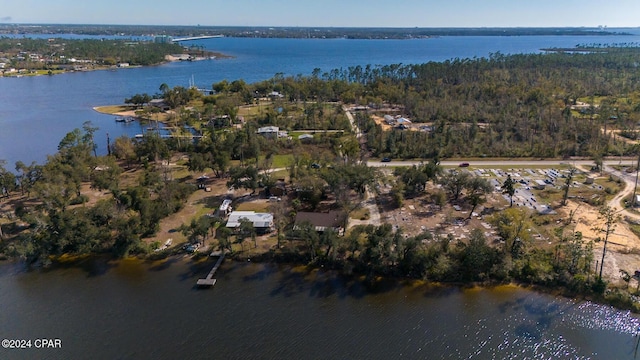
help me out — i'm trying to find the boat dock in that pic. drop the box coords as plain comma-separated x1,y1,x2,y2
196,252,225,287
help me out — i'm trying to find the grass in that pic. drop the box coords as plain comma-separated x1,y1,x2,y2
235,201,270,212
270,154,293,169
238,104,264,118
270,170,289,180
350,208,370,220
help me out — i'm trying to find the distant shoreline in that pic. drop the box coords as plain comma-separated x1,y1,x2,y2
0,24,631,40
1,51,232,79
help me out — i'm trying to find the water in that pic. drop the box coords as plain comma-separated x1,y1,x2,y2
0,259,638,359
2,33,640,167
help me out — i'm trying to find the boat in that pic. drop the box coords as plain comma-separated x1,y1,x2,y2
115,116,125,122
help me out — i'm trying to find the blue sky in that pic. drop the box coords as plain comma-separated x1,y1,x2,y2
2,0,639,27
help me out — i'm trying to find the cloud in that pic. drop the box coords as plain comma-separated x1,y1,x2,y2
0,16,12,22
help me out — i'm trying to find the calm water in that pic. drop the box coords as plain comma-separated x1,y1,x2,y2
1,259,639,360
3,34,640,359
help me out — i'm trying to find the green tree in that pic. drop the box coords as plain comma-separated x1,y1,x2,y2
501,174,516,207
0,160,17,198
465,176,492,218
439,170,470,200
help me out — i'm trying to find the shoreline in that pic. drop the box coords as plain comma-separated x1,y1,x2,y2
1,50,233,79
1,252,629,312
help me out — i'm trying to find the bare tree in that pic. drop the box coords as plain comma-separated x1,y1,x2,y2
592,206,620,280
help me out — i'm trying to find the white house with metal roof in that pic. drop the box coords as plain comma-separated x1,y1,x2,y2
226,211,274,233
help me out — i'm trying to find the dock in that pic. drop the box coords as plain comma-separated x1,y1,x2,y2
196,252,225,287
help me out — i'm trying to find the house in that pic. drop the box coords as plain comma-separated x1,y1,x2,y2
149,98,170,111
294,211,346,235
268,91,284,99
226,211,274,234
257,126,280,139
384,115,395,125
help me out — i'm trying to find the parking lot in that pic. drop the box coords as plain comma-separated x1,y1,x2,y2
468,167,597,214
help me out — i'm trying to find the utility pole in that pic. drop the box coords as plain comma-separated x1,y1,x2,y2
632,152,640,208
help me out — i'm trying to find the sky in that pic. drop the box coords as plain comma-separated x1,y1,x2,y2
2,0,639,28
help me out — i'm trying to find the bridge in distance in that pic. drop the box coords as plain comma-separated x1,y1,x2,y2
172,35,224,42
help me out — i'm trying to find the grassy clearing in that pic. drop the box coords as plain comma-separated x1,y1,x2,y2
238,104,264,118
270,154,293,169
235,201,270,212
270,169,289,180
350,207,370,220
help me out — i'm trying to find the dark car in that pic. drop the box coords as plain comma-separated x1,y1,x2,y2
381,157,391,162
459,162,470,167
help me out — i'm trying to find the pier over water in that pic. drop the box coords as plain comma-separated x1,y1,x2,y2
196,252,225,287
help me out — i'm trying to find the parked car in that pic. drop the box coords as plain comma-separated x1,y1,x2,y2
381,157,391,162
459,162,470,167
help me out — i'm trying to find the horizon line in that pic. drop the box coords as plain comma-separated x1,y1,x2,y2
1,23,639,29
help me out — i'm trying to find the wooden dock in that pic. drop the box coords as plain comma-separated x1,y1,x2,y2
196,252,225,287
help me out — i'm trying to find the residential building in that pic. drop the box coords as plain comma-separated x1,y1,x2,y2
257,126,280,139
226,211,274,234
294,211,346,235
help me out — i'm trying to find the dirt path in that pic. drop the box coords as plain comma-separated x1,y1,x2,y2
603,165,640,222
347,188,381,229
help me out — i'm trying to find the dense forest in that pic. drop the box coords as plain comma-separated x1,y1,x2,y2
222,47,640,159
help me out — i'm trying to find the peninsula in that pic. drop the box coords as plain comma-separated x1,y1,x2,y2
0,36,229,77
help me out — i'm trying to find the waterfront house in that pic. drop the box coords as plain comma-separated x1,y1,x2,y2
149,99,170,111
294,210,346,235
226,211,274,234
